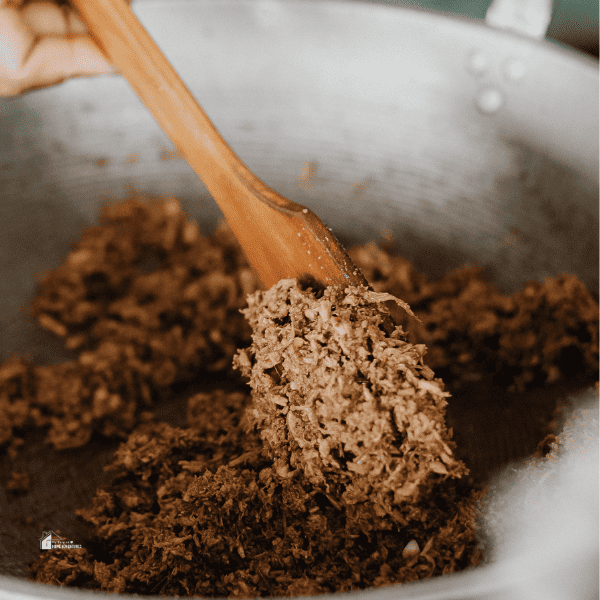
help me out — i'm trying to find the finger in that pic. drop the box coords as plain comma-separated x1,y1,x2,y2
15,35,115,94
21,1,85,36
0,0,26,9
65,4,86,34
0,5,34,91
1,0,72,11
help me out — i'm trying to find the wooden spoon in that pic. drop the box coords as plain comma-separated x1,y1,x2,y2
70,0,369,291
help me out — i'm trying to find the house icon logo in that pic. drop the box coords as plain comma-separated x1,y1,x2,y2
40,531,63,550
39,530,82,550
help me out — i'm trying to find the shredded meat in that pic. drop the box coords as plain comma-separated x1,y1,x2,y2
234,279,467,520
0,195,592,596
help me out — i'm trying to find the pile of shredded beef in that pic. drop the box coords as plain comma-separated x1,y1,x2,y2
0,196,594,596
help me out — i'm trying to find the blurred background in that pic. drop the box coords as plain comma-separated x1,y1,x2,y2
129,0,599,59
352,0,599,57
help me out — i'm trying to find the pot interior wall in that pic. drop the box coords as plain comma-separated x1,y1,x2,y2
1,0,598,360
0,0,597,598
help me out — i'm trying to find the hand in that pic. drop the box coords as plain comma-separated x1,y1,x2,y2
1,0,115,96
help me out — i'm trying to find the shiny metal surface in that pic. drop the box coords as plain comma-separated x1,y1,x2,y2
0,0,598,598
1,0,598,361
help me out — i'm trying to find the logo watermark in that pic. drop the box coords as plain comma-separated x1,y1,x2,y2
39,530,82,550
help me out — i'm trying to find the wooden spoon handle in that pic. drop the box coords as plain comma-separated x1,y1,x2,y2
71,0,367,290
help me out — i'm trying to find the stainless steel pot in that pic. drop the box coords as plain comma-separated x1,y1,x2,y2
0,0,597,598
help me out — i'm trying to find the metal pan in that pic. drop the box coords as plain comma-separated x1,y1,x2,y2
0,0,597,598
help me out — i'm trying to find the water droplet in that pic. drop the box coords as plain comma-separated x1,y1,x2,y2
297,233,301,237
467,50,488,77
476,87,504,114
504,59,525,82
302,208,308,213
307,251,311,255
